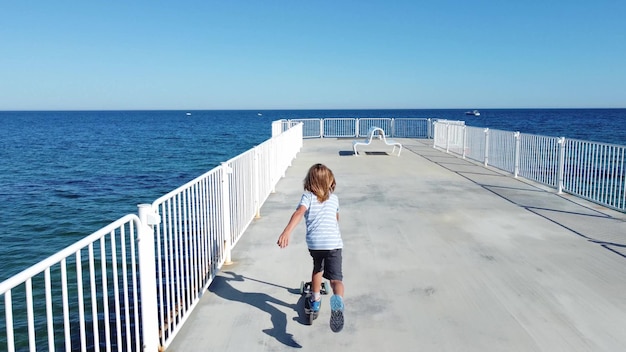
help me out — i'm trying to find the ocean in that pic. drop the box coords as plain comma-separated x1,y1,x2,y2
1,109,626,282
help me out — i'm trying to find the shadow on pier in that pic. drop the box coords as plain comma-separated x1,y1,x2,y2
208,271,305,348
410,143,626,258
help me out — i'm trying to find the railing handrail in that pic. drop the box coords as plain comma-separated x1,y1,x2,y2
0,213,140,294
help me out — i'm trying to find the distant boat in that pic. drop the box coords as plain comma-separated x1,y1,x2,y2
186,112,192,116
257,113,262,116
465,110,480,116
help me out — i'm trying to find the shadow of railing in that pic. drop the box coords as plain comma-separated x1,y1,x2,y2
407,143,626,258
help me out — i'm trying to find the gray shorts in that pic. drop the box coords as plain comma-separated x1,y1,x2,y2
309,249,343,281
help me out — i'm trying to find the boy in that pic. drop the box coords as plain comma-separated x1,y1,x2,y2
277,163,345,332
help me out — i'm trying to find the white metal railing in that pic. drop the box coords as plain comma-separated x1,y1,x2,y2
323,118,355,138
0,122,303,352
432,120,466,155
287,119,321,138
357,118,393,137
394,118,432,138
518,134,561,187
0,215,145,352
434,121,626,212
563,139,626,210
465,126,486,162
488,129,517,174
282,118,432,139
146,122,302,350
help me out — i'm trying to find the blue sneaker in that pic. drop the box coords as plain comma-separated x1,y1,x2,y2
310,298,321,312
330,295,344,332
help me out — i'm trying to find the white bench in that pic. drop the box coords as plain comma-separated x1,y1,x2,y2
352,126,402,156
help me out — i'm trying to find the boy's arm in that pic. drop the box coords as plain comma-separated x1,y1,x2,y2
277,205,307,248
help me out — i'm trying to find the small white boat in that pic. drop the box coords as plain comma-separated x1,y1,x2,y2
257,113,262,116
465,110,480,116
186,112,192,116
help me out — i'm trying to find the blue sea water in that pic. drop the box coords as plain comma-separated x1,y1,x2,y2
1,108,626,282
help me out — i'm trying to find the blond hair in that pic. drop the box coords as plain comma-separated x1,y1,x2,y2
303,163,336,202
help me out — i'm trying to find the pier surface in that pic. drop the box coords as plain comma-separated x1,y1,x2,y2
168,138,626,352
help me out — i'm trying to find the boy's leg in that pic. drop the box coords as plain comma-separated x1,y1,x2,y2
324,249,344,296
309,250,326,313
311,271,323,297
330,280,344,297
324,249,344,332
309,250,325,298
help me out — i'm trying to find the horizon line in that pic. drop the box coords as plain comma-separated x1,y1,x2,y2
2,107,626,112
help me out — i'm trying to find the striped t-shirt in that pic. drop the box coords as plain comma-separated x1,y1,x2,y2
299,191,343,250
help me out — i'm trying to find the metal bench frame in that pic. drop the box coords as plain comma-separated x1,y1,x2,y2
352,126,402,156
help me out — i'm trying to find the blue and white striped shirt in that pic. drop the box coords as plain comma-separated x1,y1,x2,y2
299,192,343,250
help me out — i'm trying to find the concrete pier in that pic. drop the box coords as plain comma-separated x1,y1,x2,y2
168,138,626,351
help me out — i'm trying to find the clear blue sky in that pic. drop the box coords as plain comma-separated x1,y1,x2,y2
1,1,625,110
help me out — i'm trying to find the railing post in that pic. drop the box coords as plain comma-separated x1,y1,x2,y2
270,138,277,194
355,118,360,137
319,119,324,138
484,128,490,166
445,123,450,153
430,121,434,147
221,162,233,265
391,118,395,138
253,146,261,219
557,137,566,194
427,118,432,139
137,204,161,352
514,132,521,178
462,126,467,159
